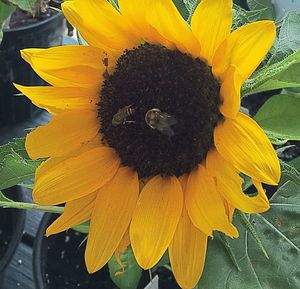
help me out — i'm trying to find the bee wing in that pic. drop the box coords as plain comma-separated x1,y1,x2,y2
157,113,177,136
157,126,176,137
165,115,178,126
158,112,177,126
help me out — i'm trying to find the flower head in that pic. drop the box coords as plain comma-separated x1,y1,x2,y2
15,0,280,288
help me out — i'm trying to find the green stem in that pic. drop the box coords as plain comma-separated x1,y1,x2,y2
0,201,63,214
218,232,242,272
236,211,269,259
49,6,62,13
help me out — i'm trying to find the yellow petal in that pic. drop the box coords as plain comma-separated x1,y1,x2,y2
21,45,109,87
191,0,232,64
223,199,235,223
169,206,208,289
253,179,269,205
186,165,238,238
116,229,131,255
130,175,183,269
73,135,105,157
46,192,97,236
219,65,243,119
33,147,120,205
85,167,139,273
206,149,270,213
114,230,131,276
213,21,276,81
62,0,140,53
26,110,99,159
214,112,280,185
118,0,169,46
146,0,201,57
14,84,98,115
33,134,103,175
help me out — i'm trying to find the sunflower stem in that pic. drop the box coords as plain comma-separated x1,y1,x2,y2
162,265,172,271
76,30,85,45
49,6,61,13
0,200,63,214
218,232,242,272
236,211,269,259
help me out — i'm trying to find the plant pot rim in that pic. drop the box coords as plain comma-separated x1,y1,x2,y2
3,12,63,34
33,214,115,289
0,187,26,273
33,212,53,289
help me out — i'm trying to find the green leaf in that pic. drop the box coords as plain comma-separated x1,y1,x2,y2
233,0,274,29
172,0,189,21
0,153,42,190
280,160,300,187
265,181,300,249
241,174,252,190
217,232,242,272
0,1,15,44
197,181,300,289
183,0,200,22
265,132,288,145
242,12,300,95
8,0,37,12
0,138,29,159
108,0,119,10
236,211,269,259
254,94,300,141
0,138,43,190
290,156,300,171
242,49,300,95
268,11,300,65
108,246,142,289
247,0,275,20
247,63,300,94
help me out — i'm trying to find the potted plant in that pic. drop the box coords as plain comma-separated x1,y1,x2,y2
33,213,182,289
0,187,25,284
0,0,65,124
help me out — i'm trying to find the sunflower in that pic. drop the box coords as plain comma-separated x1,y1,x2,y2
15,0,280,288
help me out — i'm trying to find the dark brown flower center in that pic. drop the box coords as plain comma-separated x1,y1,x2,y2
98,43,222,178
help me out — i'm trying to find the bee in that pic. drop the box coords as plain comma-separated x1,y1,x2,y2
112,105,136,126
102,53,110,80
145,108,177,137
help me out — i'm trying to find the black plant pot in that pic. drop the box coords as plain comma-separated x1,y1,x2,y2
34,213,180,289
0,12,65,125
33,213,120,289
0,187,26,279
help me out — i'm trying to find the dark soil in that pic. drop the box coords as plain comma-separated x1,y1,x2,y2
44,228,180,289
9,1,61,29
9,9,54,29
0,209,13,259
0,189,22,261
44,230,118,289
